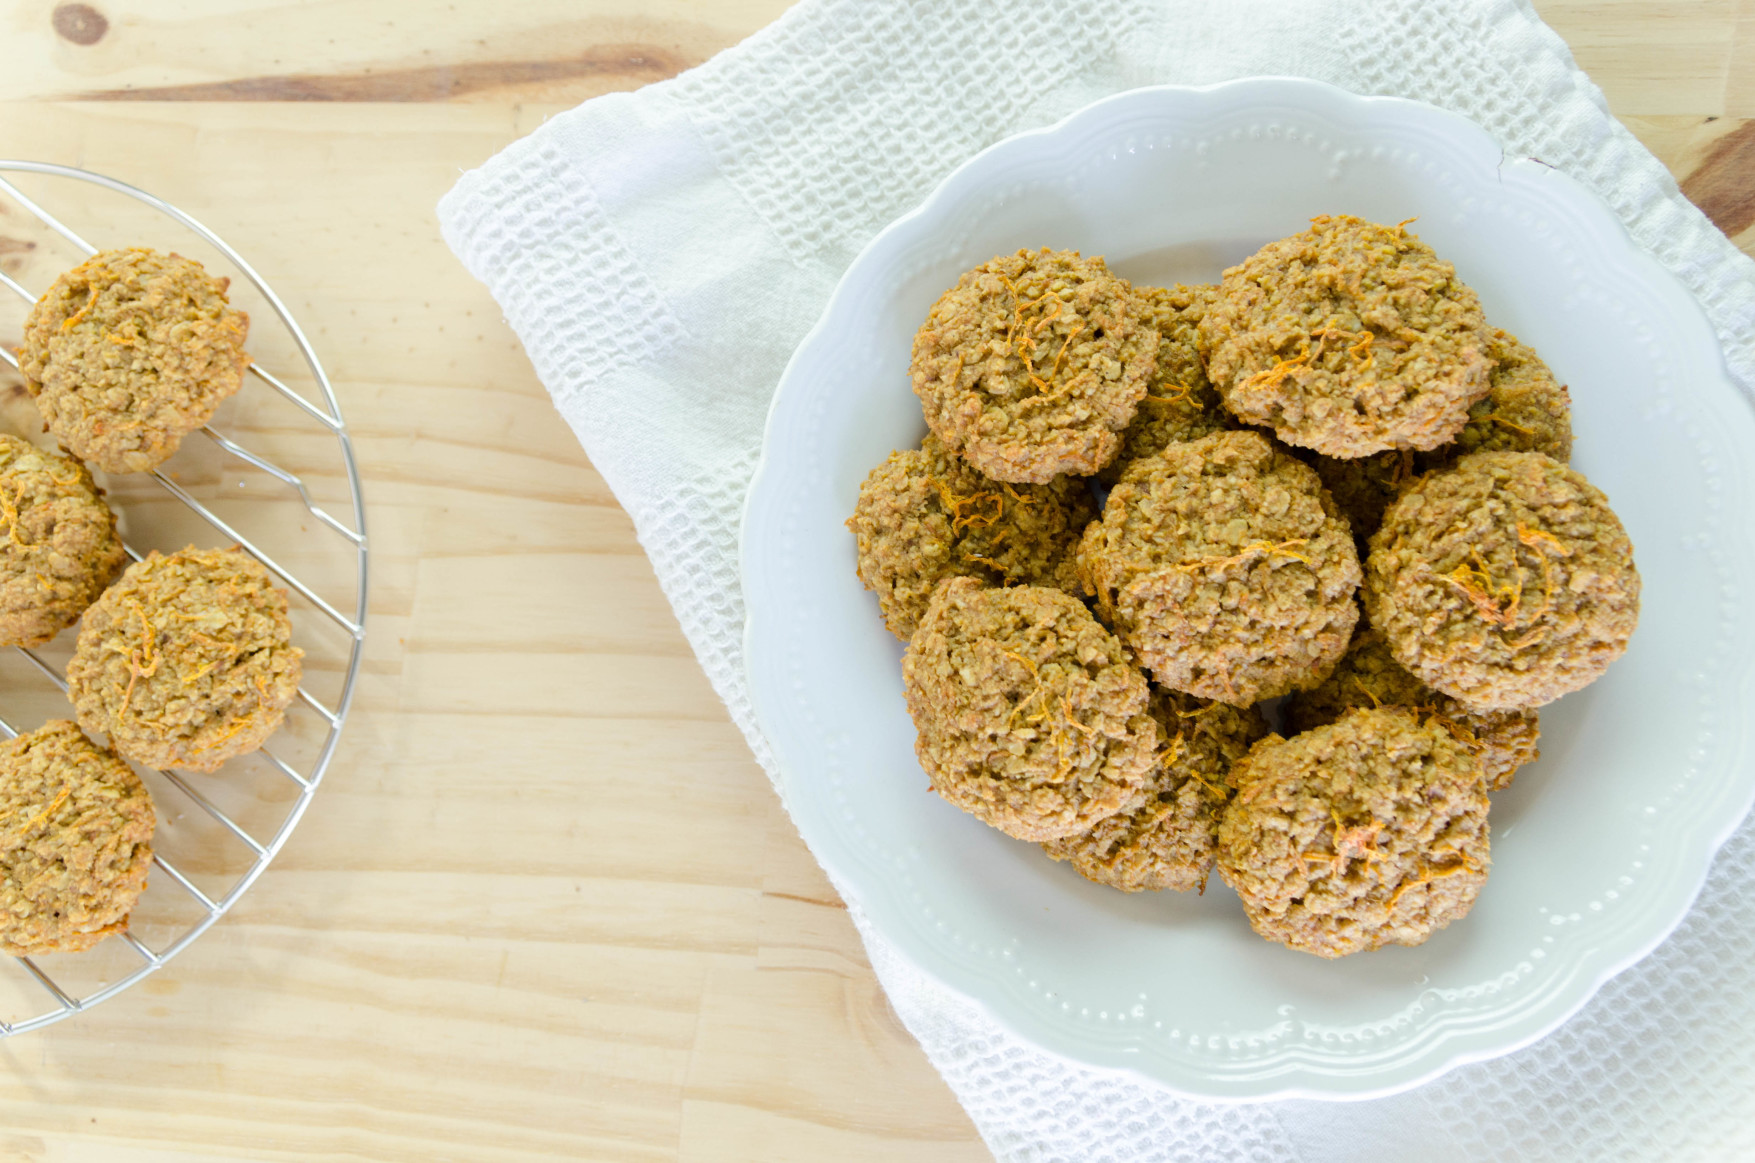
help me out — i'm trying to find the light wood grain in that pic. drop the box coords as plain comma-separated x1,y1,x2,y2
0,2,1748,1160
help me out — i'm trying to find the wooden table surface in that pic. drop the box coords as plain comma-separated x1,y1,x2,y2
0,2,1750,1159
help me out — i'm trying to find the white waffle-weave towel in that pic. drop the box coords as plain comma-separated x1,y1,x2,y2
438,1,1755,1158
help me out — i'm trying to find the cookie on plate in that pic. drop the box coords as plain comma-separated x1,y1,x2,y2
1421,328,1572,468
1043,688,1267,892
910,248,1158,483
1097,283,1229,485
67,546,303,772
848,434,1096,640
1216,706,1491,958
1363,451,1639,711
1077,430,1360,706
18,248,250,474
1309,327,1576,548
1199,215,1492,458
1284,627,1538,791
0,720,154,956
902,578,1157,842
0,434,127,646
1308,446,1417,553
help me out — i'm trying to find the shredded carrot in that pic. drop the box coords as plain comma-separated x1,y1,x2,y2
1445,549,1522,627
1390,859,1478,909
12,783,71,837
1490,414,1536,439
1241,341,1312,392
1174,539,1313,574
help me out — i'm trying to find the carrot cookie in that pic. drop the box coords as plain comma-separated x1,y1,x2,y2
902,578,1157,842
1199,216,1492,458
1097,283,1229,485
1216,707,1491,958
910,248,1158,483
849,434,1096,640
1043,689,1267,892
18,248,250,474
67,547,302,772
0,434,127,646
1363,451,1639,711
1077,430,1360,706
1308,328,1574,547
1421,329,1572,467
1308,447,1415,552
1285,627,1538,791
0,720,154,956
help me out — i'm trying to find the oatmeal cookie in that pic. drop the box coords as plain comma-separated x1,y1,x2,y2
1308,329,1574,547
18,248,250,474
1,720,154,956
1216,706,1491,958
1308,447,1416,552
1097,284,1229,485
849,434,1096,640
1199,216,1492,458
1076,430,1360,706
910,248,1158,483
1422,329,1572,467
67,547,302,772
1285,627,1538,791
0,434,127,646
902,578,1157,842
1043,688,1268,892
1364,451,1639,711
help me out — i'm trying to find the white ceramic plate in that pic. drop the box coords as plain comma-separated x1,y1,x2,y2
741,78,1755,1101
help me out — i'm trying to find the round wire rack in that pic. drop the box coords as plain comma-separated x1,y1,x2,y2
0,160,367,1034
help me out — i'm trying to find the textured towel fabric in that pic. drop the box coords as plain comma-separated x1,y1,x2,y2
438,1,1755,1158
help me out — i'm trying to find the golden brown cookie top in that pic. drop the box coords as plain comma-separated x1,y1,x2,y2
0,434,127,647
902,578,1158,842
1077,429,1360,705
909,248,1158,483
0,719,154,957
1364,451,1639,711
1217,706,1490,958
67,546,302,773
1199,216,1492,458
19,247,250,474
848,434,1095,640
1043,688,1267,893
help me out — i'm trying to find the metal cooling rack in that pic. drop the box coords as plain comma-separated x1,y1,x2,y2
0,160,367,1034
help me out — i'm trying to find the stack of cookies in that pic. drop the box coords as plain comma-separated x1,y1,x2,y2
850,217,1640,959
1,248,304,958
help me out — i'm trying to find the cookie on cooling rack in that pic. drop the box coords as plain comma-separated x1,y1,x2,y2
18,247,250,474
0,720,155,957
67,546,302,773
0,434,127,647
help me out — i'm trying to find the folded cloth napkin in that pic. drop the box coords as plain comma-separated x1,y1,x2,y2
439,0,1755,1157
